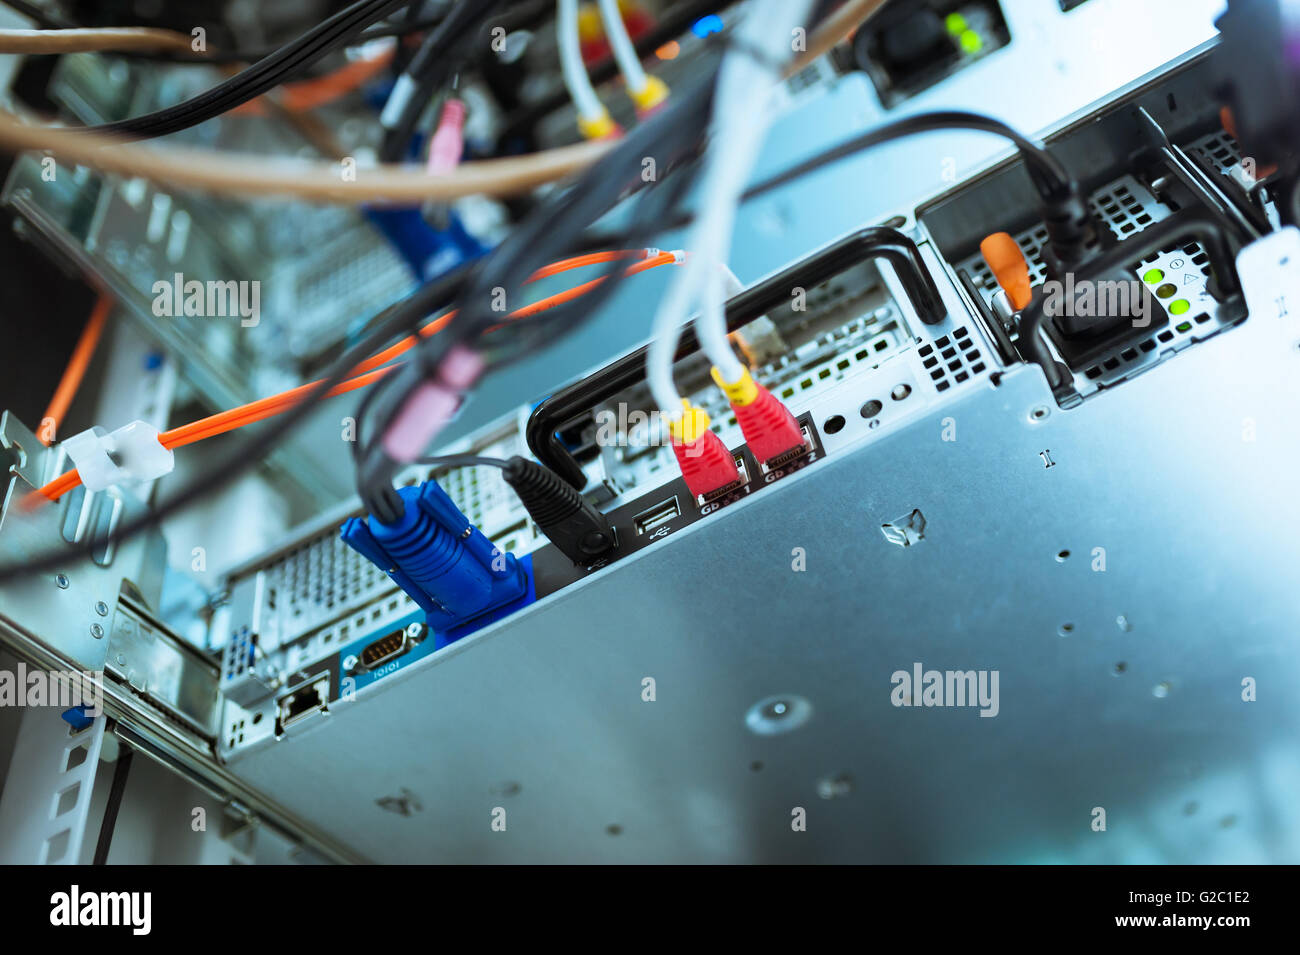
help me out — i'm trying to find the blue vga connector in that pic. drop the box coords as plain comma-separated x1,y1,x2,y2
341,480,533,647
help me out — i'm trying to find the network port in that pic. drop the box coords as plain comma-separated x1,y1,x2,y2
760,426,814,472
698,457,749,505
275,673,330,735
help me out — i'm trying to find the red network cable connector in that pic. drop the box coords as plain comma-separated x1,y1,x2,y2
668,402,740,500
711,368,807,467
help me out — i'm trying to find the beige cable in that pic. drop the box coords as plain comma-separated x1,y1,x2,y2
0,27,199,55
0,1,880,204
784,0,889,77
0,110,614,202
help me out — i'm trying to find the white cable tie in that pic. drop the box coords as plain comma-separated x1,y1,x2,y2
63,421,174,492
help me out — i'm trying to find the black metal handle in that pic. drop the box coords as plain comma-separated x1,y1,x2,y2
526,227,948,487
1019,209,1242,391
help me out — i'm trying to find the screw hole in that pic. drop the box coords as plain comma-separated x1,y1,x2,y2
605,824,623,836
1056,549,1070,562
859,399,882,419
1058,622,1074,636
1114,661,1127,675
890,384,911,401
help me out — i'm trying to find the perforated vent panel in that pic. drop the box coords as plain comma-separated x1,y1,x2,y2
280,590,420,675
1079,241,1223,384
271,525,392,641
961,175,1170,293
268,209,415,362
1187,129,1243,177
918,326,986,393
435,464,517,532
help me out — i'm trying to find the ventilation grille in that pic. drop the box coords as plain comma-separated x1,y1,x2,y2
918,326,986,393
961,175,1170,294
1080,311,1215,382
289,242,412,349
271,525,392,640
1187,129,1243,177
950,171,1241,394
436,463,518,531
741,305,905,427
280,591,419,675
270,210,415,362
1080,240,1221,385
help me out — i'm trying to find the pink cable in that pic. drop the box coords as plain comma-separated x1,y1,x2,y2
382,345,484,462
426,98,468,176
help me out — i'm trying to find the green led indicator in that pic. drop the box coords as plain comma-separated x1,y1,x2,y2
1170,299,1191,315
945,13,968,34
959,29,983,53
1176,321,1192,332
1142,268,1164,284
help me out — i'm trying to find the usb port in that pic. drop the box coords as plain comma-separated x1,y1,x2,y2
634,495,681,535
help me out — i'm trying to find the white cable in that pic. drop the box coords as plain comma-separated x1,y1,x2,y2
699,261,747,383
646,0,815,416
557,0,606,125
596,0,648,96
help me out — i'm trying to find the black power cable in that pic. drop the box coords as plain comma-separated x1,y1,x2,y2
1,103,1082,585
416,453,614,564
379,0,508,161
5,0,69,29
581,108,1096,268
82,0,410,140
151,11,450,65
743,110,1072,204
419,453,510,469
743,109,1096,268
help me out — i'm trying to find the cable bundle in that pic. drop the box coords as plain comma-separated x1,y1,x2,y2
91,0,409,140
